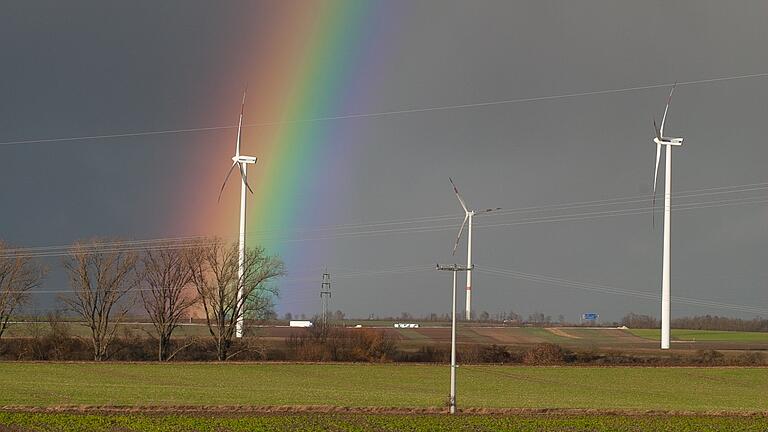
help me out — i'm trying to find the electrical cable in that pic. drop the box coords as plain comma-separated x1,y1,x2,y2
2,71,767,147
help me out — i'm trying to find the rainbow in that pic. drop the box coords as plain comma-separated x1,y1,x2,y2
177,3,390,313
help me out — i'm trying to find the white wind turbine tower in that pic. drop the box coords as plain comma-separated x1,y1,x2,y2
450,178,501,320
651,84,684,350
218,90,258,338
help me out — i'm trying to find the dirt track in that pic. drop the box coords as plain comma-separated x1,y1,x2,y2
546,328,581,339
2,405,767,417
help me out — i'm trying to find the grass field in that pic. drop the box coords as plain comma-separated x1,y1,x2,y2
628,329,768,342
2,412,768,432
0,363,766,412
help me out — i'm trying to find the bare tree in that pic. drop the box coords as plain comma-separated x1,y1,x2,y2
140,246,197,361
187,239,284,361
334,310,345,322
62,240,139,361
0,242,46,339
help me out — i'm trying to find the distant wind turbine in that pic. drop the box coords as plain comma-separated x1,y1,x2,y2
651,84,684,350
450,178,501,320
218,90,258,338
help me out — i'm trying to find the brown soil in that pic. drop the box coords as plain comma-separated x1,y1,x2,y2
546,328,581,339
473,328,548,344
1,405,766,417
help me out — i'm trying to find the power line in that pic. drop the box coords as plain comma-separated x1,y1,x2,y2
15,265,433,295
13,260,763,316
479,266,767,315
283,264,768,315
18,262,763,317
2,179,767,258
480,182,768,220
0,235,214,255
280,194,768,246
3,190,768,259
245,194,768,245
480,268,766,316
2,72,768,147
475,195,768,231
257,180,768,238
0,239,222,259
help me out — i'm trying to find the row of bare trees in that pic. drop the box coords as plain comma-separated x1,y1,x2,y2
0,242,46,339
621,312,768,332
0,238,284,361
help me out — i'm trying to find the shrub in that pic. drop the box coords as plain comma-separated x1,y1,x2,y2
394,345,449,363
522,343,566,365
284,327,397,362
573,348,601,364
693,349,725,365
733,351,765,366
479,344,518,364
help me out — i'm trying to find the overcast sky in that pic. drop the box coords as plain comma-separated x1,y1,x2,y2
2,1,767,321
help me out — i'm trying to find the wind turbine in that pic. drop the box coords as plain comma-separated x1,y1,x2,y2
651,84,684,350
450,178,500,320
218,90,257,338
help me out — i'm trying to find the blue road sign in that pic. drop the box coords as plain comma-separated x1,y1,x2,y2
582,313,599,320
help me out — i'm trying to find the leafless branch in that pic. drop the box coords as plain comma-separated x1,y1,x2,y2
0,241,46,339
139,244,197,361
187,238,284,360
61,239,139,361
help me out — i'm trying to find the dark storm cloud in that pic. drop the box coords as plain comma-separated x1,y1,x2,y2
1,1,767,320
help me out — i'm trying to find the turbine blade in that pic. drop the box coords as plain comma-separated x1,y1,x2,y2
235,88,247,157
652,142,662,227
653,118,661,141
477,207,502,214
452,214,469,256
660,83,676,137
239,163,254,194
218,161,239,202
449,177,469,212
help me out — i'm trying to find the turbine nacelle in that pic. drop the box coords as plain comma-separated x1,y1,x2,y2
653,137,683,146
449,177,501,256
233,155,258,164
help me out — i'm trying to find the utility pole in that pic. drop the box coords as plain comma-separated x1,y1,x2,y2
320,269,331,326
436,263,472,415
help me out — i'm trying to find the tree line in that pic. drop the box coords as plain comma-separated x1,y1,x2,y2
621,312,768,332
0,238,284,361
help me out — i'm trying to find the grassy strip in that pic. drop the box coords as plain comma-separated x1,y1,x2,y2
0,363,766,412
1,412,768,432
628,329,768,342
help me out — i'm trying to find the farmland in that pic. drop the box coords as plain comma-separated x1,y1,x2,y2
628,328,768,343
0,363,766,412
8,321,768,348
6,322,768,352
2,412,768,432
3,324,765,430
1,363,767,431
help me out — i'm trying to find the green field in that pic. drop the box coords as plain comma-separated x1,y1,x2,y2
0,363,766,412
2,412,768,432
628,328,768,342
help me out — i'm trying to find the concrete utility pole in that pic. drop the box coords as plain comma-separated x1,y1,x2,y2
320,270,331,326
436,263,472,415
